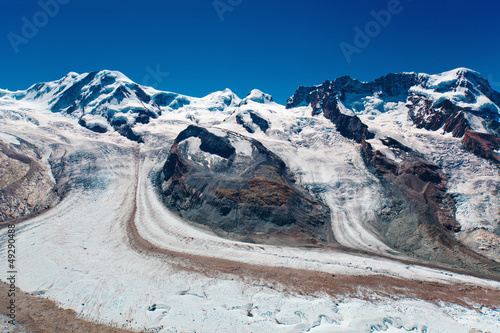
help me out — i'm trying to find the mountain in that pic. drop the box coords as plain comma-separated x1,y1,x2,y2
287,68,500,162
1,68,500,332
5,70,241,142
283,68,500,271
1,68,500,275
289,68,500,133
158,125,333,245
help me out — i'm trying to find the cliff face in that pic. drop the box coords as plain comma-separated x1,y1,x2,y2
286,73,420,110
322,96,374,143
462,130,500,165
0,139,60,222
158,125,333,246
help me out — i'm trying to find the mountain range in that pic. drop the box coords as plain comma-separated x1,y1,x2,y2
1,67,500,331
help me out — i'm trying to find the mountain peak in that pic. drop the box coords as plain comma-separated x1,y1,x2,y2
240,89,273,105
451,67,481,77
286,67,500,137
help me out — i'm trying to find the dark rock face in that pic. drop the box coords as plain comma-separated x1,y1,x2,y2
78,118,108,134
323,97,374,143
115,124,143,143
249,112,270,133
236,114,255,133
443,111,470,137
462,130,500,164
236,111,270,134
407,94,449,131
175,125,235,158
407,95,472,136
286,73,420,109
158,125,333,245
362,138,454,231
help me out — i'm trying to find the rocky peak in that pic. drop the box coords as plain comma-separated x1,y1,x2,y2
286,72,420,109
287,69,500,139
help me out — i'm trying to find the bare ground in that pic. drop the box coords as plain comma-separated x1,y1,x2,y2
0,282,141,333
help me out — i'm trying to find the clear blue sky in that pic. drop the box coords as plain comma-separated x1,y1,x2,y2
1,0,499,103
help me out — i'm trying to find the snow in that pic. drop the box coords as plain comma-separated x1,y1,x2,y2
336,99,355,116
409,69,500,122
0,69,500,332
80,114,111,130
179,136,227,169
0,131,20,145
241,89,273,104
229,135,254,157
425,68,481,89
354,97,500,236
0,115,498,332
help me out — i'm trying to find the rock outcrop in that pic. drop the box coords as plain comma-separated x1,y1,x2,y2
158,125,333,245
0,139,60,222
462,130,500,164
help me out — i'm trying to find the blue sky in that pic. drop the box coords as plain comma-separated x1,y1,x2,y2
1,0,499,103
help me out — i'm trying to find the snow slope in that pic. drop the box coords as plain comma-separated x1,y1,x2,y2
1,69,500,332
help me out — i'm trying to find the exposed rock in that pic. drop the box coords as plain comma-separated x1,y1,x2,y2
360,137,500,278
158,125,333,245
78,118,108,134
407,96,473,136
462,130,500,164
285,71,500,277
249,112,270,133
407,94,452,131
235,111,270,134
236,114,255,134
443,111,470,137
113,123,143,143
0,139,60,222
287,69,500,140
286,73,420,109
323,97,373,143
380,137,413,152
363,137,458,229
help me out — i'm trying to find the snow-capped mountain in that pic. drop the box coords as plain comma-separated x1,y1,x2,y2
287,68,500,137
1,68,500,332
8,67,498,145
286,68,500,165
4,70,242,141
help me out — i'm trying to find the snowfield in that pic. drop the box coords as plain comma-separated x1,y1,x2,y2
1,72,500,332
